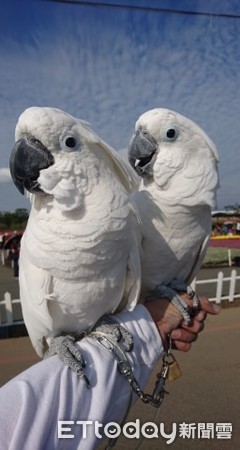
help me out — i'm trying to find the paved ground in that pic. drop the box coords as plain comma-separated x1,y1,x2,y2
111,306,240,450
0,265,240,449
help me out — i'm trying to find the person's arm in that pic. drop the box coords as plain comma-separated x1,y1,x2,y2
0,297,219,450
0,305,162,450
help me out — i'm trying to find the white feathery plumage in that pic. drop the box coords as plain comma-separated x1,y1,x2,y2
128,108,219,299
12,107,141,357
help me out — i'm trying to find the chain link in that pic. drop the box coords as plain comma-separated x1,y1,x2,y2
118,357,169,408
91,331,170,409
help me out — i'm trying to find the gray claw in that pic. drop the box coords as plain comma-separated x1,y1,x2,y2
169,292,193,325
186,285,201,311
153,283,193,325
167,280,201,317
44,335,90,386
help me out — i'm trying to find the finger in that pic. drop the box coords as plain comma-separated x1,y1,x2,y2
194,309,207,322
198,296,221,315
172,340,192,352
171,328,198,343
181,318,205,333
179,294,220,319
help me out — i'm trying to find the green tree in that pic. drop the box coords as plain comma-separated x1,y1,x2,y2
0,208,29,230
2,212,13,228
14,208,29,224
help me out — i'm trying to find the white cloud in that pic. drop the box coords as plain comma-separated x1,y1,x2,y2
0,168,11,183
0,2,240,209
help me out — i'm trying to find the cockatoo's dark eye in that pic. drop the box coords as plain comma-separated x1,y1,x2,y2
65,137,77,148
166,129,176,138
61,132,82,152
163,126,179,142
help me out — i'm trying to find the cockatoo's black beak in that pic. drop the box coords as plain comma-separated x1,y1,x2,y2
128,128,157,177
9,135,54,194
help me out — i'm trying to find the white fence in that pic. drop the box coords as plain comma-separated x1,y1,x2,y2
191,269,240,304
0,292,24,327
0,270,240,328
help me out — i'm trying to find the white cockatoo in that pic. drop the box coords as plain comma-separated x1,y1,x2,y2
10,107,141,379
128,108,219,321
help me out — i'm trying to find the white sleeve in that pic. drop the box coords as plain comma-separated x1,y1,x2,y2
0,305,163,450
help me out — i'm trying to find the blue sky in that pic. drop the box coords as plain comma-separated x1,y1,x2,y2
0,0,240,211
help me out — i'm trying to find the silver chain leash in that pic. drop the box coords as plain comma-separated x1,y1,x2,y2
88,327,182,449
90,331,174,409
118,356,170,408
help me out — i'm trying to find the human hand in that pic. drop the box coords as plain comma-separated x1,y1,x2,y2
144,294,220,352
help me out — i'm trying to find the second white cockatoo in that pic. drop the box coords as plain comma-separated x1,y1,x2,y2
10,106,141,380
128,108,219,322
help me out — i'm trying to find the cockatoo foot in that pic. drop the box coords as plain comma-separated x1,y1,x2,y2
167,279,200,314
153,280,200,326
91,315,134,352
44,335,89,386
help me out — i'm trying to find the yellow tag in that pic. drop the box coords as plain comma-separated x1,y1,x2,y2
167,360,182,381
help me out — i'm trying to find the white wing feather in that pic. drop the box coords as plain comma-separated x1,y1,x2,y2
130,108,219,298
16,107,141,357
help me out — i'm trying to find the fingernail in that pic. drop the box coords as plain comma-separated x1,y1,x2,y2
213,304,221,313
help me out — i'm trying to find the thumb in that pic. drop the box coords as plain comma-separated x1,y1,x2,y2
198,296,221,315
